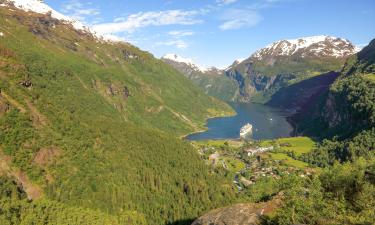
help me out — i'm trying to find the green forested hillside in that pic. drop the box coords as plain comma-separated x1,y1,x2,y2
0,6,237,225
186,72,238,102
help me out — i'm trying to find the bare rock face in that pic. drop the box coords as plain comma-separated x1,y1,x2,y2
192,198,281,225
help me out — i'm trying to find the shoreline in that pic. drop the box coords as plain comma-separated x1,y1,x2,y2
180,108,238,140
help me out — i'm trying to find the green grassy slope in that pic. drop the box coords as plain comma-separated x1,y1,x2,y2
0,7,237,225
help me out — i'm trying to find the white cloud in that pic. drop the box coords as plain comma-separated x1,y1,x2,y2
216,0,238,5
156,40,189,49
92,10,202,34
61,0,100,23
168,30,195,37
219,9,262,30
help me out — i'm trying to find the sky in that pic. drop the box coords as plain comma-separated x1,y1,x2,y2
45,0,375,68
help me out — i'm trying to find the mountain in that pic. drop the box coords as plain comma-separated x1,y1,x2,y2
0,1,238,224
227,35,359,102
161,54,239,101
164,36,359,103
291,38,375,138
251,35,358,61
162,53,208,74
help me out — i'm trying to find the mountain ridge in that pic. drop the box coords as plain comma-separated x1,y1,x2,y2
163,35,358,102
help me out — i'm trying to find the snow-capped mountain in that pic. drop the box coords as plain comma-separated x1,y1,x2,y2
0,0,120,42
251,35,359,60
225,58,247,71
1,0,86,30
161,54,210,74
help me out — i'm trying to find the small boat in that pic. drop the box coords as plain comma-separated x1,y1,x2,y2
240,123,253,138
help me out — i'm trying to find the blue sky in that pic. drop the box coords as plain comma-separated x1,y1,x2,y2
45,0,375,68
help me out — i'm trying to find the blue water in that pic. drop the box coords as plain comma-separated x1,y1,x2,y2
186,103,293,140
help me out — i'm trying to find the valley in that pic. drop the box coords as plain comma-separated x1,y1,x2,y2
0,0,374,225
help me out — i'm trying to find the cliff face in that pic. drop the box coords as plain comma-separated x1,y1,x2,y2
225,64,293,102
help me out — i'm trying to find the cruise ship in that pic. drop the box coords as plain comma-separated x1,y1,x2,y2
240,123,253,138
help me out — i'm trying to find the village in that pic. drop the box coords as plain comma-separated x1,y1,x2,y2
193,137,317,191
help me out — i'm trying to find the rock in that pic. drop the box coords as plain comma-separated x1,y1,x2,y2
19,79,32,88
192,195,282,225
123,86,131,99
191,203,262,225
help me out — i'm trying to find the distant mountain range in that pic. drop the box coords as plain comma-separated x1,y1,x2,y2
162,35,359,102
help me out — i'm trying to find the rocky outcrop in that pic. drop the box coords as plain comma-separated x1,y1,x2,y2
192,197,281,225
192,203,261,225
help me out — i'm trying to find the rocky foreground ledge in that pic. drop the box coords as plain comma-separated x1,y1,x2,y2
192,196,281,225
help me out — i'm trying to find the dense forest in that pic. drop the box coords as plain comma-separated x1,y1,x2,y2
0,5,237,225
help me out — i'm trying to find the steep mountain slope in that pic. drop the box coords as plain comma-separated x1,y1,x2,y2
291,38,375,138
0,2,237,225
267,71,340,113
161,54,238,101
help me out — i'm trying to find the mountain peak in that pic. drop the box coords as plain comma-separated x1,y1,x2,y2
252,35,359,60
1,0,121,42
162,54,208,72
2,0,85,30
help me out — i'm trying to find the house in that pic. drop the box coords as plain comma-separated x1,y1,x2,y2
208,152,220,165
244,146,274,156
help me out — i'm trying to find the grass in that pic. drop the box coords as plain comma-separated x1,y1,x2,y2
221,156,246,172
260,137,316,156
364,73,375,82
268,153,309,169
276,137,316,156
195,139,243,148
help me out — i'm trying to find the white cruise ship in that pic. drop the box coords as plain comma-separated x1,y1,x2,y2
240,123,253,138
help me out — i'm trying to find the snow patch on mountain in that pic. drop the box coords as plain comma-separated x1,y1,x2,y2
1,0,121,42
225,57,247,70
162,54,208,72
3,0,86,30
252,35,358,59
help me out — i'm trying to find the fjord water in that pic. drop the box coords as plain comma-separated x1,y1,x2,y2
186,103,293,140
